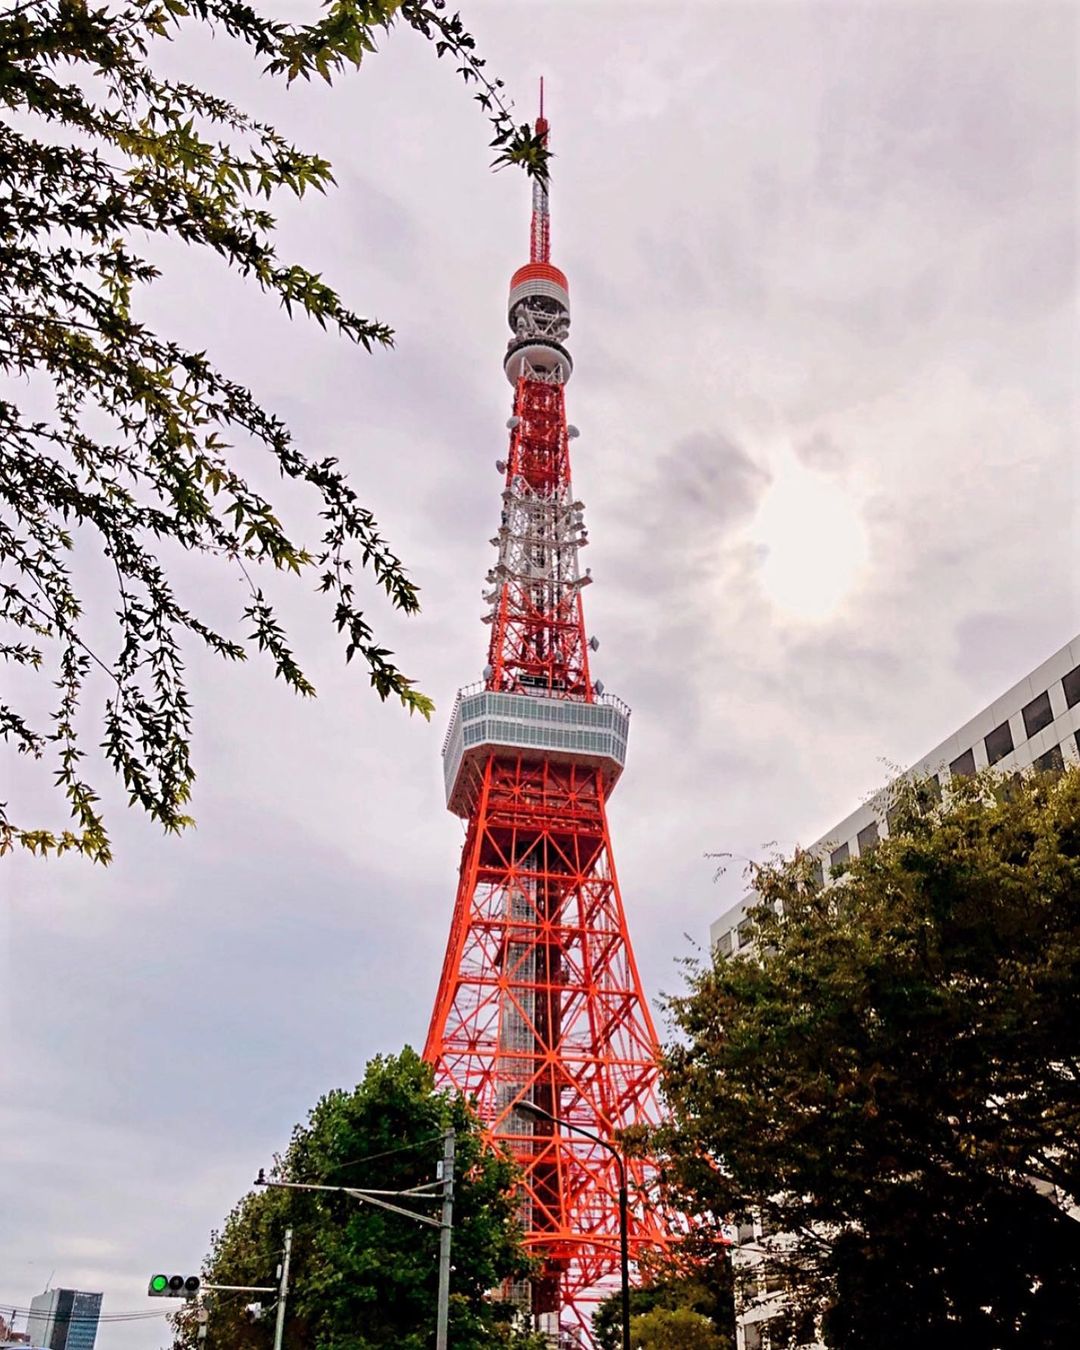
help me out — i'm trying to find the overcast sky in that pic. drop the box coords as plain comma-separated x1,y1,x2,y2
3,0,1078,1340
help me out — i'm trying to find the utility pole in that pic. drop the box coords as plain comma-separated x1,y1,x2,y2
272,1228,292,1350
435,1127,455,1350
256,1137,449,1348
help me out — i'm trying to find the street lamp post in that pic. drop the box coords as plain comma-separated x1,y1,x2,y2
517,1102,631,1350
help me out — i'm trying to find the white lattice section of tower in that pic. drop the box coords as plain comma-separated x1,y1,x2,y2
488,475,587,612
496,867,538,1322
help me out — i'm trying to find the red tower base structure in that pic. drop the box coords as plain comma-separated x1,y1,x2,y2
424,102,671,1344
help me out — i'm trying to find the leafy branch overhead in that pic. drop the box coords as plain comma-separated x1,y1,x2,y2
0,0,549,862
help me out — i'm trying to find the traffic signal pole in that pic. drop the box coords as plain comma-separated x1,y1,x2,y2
272,1229,292,1350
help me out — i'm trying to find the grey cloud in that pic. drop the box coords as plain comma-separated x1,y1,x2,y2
647,431,770,532
952,611,1072,692
796,430,849,472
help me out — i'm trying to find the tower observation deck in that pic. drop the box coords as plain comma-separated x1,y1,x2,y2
424,102,671,1345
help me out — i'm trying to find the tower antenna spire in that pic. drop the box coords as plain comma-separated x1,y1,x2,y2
530,81,551,264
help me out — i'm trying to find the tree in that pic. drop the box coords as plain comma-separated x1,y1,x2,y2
629,1308,727,1350
0,0,547,862
660,768,1080,1349
592,1258,733,1350
173,1047,537,1349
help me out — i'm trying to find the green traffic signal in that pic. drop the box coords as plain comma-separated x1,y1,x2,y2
148,1274,200,1298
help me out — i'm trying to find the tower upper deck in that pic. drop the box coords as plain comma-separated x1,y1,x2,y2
442,685,630,817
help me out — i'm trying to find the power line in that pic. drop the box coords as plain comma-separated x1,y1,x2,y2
0,1310,172,1323
0,1291,252,1323
318,1132,446,1175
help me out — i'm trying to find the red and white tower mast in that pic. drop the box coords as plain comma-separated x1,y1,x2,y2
424,103,669,1342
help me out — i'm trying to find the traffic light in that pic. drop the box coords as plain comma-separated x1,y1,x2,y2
148,1275,200,1298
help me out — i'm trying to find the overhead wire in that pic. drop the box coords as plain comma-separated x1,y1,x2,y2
317,1132,446,1175
0,1290,253,1324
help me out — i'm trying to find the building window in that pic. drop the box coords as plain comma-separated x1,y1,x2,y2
1022,690,1054,738
1034,744,1064,777
1064,663,1080,709
950,748,976,780
717,930,733,957
830,841,850,869
744,1324,763,1350
809,858,824,889
764,1266,786,1295
985,720,1014,767
857,821,879,855
737,918,754,947
737,1219,756,1245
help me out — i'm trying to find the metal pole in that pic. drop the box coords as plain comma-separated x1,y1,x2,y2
517,1101,632,1349
272,1228,292,1350
436,1127,455,1350
617,1159,630,1350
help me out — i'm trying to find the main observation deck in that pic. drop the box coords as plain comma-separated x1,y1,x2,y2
442,685,630,817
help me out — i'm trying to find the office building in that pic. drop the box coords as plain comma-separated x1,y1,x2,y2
713,635,1080,957
26,1291,102,1350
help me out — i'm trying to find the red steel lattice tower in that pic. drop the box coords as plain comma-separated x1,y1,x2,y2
424,105,670,1342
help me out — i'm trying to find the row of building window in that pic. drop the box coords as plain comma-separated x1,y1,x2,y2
717,733,1080,953
819,665,1080,876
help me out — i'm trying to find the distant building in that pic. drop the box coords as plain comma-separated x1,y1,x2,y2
711,634,1080,1350
0,1310,32,1346
26,1291,102,1350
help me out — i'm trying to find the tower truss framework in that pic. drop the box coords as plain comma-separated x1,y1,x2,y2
424,105,671,1343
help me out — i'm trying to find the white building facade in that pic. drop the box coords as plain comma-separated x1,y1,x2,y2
713,634,1080,958
711,634,1080,1350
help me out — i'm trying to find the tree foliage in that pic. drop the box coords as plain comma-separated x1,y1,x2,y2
660,768,1080,1348
0,0,547,861
592,1258,733,1350
629,1307,727,1350
172,1048,537,1350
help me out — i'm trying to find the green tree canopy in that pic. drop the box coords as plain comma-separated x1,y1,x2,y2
660,769,1080,1349
592,1260,732,1350
629,1307,727,1350
0,0,546,861
173,1048,536,1349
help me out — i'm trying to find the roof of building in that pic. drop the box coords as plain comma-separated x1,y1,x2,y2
712,633,1080,947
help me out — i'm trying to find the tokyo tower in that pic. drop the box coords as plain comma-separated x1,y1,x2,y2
424,100,669,1342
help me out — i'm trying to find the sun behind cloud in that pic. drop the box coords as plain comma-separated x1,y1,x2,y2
749,448,869,621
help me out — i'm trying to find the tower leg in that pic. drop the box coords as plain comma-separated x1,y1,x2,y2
424,755,670,1340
